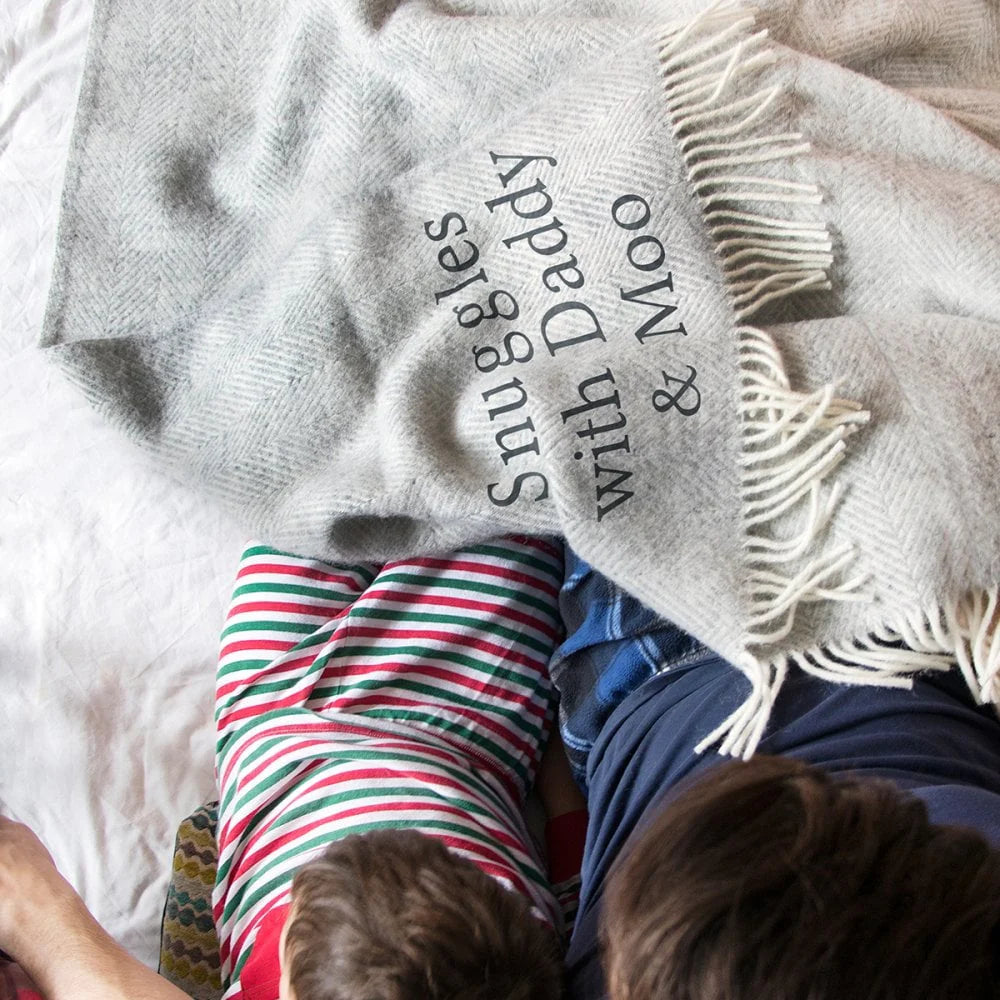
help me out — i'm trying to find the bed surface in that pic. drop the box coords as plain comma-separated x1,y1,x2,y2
6,0,1000,976
1,0,244,966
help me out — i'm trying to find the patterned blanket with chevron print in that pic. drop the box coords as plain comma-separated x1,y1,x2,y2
159,803,222,1000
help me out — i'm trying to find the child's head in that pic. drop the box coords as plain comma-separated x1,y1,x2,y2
279,828,562,1000
602,754,1000,1000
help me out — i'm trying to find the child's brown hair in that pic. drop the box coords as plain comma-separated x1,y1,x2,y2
603,754,1000,1000
285,828,562,1000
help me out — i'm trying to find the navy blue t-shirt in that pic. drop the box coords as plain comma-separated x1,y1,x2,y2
565,653,1000,1000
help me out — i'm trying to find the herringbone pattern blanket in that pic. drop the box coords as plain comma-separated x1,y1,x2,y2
43,0,1000,754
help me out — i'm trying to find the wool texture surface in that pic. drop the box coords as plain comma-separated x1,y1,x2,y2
42,0,1000,754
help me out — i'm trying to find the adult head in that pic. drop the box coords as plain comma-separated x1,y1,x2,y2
603,754,1000,1000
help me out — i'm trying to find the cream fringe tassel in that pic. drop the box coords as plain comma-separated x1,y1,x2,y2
657,0,833,321
696,591,1000,760
658,2,1000,758
738,327,868,648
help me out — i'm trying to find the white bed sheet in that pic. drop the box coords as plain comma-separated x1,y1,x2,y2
1,0,245,968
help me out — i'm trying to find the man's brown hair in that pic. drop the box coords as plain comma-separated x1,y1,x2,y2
603,755,1000,1000
284,828,562,1000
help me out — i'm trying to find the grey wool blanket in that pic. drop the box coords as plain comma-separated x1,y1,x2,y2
44,0,1000,755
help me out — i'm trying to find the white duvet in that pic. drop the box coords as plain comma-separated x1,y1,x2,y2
1,0,244,967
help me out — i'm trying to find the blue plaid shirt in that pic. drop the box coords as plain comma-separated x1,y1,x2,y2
549,549,708,790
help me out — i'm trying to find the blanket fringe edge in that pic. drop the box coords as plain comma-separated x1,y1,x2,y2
657,0,834,321
658,3,1000,757
696,588,1000,758
657,4,868,669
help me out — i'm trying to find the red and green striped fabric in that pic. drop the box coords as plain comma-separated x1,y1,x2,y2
213,538,564,996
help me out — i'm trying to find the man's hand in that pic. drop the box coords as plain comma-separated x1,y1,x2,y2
0,818,78,965
0,816,191,1000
